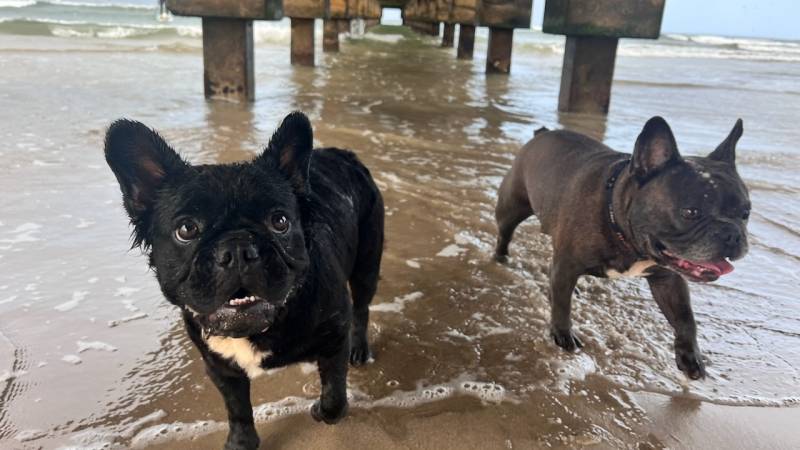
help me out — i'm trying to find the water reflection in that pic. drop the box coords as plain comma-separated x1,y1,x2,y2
203,102,259,163
557,111,608,141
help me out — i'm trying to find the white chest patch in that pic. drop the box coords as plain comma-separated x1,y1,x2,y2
206,336,270,379
606,260,657,279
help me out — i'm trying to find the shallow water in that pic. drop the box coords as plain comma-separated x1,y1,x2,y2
1,3,800,449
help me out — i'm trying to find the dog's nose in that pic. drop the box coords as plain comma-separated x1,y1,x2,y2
718,225,747,259
723,231,741,245
215,241,260,269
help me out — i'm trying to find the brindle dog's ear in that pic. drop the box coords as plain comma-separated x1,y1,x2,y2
260,111,313,194
104,119,187,221
631,116,682,181
708,119,743,165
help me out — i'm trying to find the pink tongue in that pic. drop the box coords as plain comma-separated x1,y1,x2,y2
697,259,734,276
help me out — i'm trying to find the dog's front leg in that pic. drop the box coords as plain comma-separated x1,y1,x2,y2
310,332,350,424
549,257,583,351
205,364,259,450
647,268,706,380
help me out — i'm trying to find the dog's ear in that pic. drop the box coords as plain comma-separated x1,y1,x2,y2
104,119,186,220
708,119,743,165
259,112,313,194
631,116,682,181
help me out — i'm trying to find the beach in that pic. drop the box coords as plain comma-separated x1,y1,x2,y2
1,1,800,449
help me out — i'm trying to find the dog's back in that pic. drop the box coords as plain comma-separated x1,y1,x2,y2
306,147,384,365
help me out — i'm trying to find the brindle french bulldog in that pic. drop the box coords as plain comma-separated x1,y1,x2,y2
495,117,749,379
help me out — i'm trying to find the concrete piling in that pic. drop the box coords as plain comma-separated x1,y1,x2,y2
457,24,475,59
291,18,315,66
486,27,513,73
323,19,340,52
441,23,455,47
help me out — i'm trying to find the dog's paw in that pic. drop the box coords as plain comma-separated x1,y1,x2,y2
551,328,582,352
223,425,259,450
350,339,372,366
676,346,706,380
493,251,509,264
310,399,349,425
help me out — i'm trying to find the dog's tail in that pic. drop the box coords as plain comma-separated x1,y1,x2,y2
534,126,550,137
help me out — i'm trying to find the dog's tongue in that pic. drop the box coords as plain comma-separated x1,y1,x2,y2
696,259,734,276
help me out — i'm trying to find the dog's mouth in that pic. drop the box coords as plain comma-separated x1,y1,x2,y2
225,288,266,308
202,287,288,338
654,241,734,282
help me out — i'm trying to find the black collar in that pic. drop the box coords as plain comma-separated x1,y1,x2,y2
605,158,636,253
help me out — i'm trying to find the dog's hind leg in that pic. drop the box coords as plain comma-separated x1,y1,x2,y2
494,171,533,262
348,195,384,366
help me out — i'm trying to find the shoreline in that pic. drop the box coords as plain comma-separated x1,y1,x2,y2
141,391,800,449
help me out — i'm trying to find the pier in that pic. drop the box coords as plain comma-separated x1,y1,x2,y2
166,0,665,114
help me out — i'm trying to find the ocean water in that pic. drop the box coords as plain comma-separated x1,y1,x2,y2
1,1,799,449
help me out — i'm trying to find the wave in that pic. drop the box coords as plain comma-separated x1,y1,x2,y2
0,16,299,43
0,0,36,7
46,0,157,9
0,0,156,9
0,17,191,38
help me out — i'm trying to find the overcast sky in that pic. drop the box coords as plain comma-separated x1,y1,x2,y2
530,0,800,40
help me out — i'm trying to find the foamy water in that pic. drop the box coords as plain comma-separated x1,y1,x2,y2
1,1,799,449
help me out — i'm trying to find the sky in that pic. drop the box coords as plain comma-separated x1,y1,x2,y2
530,0,800,40
384,0,799,40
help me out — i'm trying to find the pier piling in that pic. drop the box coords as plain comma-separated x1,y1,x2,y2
442,23,455,47
544,0,665,113
166,0,282,102
456,24,475,59
201,18,255,101
486,27,513,73
166,0,664,116
557,36,618,114
323,19,340,52
478,0,532,73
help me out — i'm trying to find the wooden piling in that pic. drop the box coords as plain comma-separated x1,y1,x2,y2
486,27,513,73
323,19,340,52
441,23,455,47
201,18,254,102
558,36,618,114
457,23,475,59
291,18,315,66
543,0,665,114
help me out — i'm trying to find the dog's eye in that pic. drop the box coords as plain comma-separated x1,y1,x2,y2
175,220,200,243
269,213,290,234
681,207,701,220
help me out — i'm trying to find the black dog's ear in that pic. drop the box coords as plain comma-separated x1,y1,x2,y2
104,119,186,220
631,116,682,181
708,119,743,165
259,112,313,194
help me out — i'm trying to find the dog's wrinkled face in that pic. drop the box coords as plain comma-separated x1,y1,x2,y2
627,117,750,282
105,112,314,337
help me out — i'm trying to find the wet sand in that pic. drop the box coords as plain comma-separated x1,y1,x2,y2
1,14,800,450
147,394,800,449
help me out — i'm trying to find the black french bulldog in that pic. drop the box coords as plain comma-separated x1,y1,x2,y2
105,112,384,450
495,117,750,379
